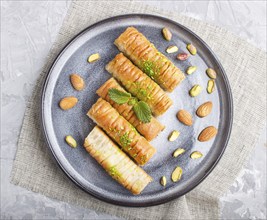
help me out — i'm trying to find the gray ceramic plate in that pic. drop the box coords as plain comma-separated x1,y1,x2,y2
41,14,233,207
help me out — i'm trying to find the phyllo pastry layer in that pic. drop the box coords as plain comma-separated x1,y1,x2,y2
114,27,185,92
84,126,152,195
87,98,156,165
96,77,165,141
105,53,173,116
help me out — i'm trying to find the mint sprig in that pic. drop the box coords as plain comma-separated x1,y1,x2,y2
108,88,131,104
108,88,152,123
133,101,152,123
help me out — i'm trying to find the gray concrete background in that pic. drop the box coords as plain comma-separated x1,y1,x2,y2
1,1,266,219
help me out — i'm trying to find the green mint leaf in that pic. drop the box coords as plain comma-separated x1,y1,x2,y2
133,101,152,123
108,88,131,104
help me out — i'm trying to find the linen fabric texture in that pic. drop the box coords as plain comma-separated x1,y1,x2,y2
11,1,266,219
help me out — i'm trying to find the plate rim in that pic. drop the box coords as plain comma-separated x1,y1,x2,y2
41,13,233,207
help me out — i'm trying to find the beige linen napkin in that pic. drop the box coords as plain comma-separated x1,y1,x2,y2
11,1,266,219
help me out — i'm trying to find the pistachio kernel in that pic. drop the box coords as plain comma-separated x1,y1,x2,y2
207,80,215,94
190,151,203,159
173,148,186,158
65,135,77,148
160,176,167,186
186,66,197,75
186,43,197,55
168,130,180,142
206,68,217,79
88,53,100,63
162,27,172,41
177,53,189,61
189,85,202,97
171,166,183,182
166,45,178,54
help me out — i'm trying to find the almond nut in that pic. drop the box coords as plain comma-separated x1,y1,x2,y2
177,53,189,61
206,68,217,79
177,110,193,126
196,101,213,118
198,126,217,142
162,27,172,41
70,74,85,91
186,43,197,55
207,80,215,94
88,53,100,63
166,45,178,53
59,96,78,110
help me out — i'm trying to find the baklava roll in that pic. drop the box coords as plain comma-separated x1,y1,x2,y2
87,98,156,165
84,126,152,195
105,53,173,116
96,77,165,141
114,27,185,92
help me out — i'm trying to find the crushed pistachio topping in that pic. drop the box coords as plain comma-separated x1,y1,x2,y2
128,97,138,106
140,154,148,164
140,60,160,79
131,125,138,134
109,166,119,179
119,132,132,148
130,81,150,101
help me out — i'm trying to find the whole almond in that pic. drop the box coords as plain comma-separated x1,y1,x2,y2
59,96,78,110
70,74,85,91
177,110,193,126
196,101,213,118
198,126,217,142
